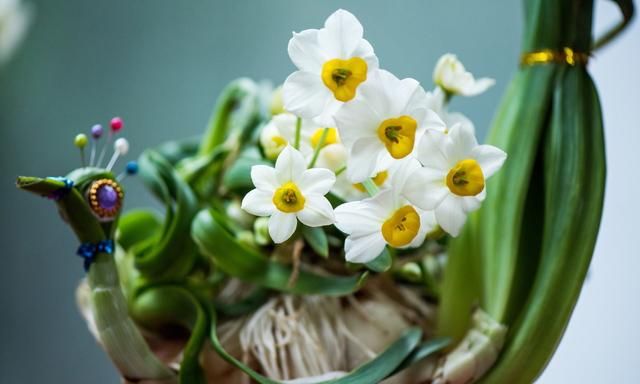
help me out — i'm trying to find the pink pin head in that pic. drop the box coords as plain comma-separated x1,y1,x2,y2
110,117,124,133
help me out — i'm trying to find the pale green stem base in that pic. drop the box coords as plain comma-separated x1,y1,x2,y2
89,253,176,382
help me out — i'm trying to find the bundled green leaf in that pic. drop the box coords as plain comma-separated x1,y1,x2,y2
437,0,634,382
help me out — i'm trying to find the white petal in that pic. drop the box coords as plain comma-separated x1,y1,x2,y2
272,113,319,157
275,146,307,184
434,194,468,237
314,143,347,172
268,211,298,244
390,76,427,118
271,113,298,139
352,39,379,70
456,188,486,214
425,87,446,114
356,69,393,118
388,157,422,191
443,111,474,131
471,144,507,178
344,231,387,264
312,98,342,127
461,77,495,96
318,9,363,58
297,195,335,227
446,121,478,162
241,189,275,217
420,209,438,235
424,109,447,133
260,119,287,160
460,194,483,213
448,71,473,95
334,97,380,148
367,188,397,217
283,71,332,120
288,29,325,73
408,209,437,248
416,130,450,170
403,167,448,210
296,168,336,195
433,53,458,87
334,201,383,235
346,137,384,183
250,165,278,191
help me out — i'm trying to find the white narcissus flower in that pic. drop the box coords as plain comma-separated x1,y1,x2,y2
259,112,346,165
259,118,288,161
260,113,316,160
241,146,336,244
331,156,413,202
0,0,32,64
331,168,388,202
334,188,436,264
313,142,347,172
403,121,506,237
433,53,495,97
282,9,379,126
335,69,444,183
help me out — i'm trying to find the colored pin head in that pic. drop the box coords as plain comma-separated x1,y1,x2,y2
110,117,123,133
125,161,138,175
91,124,103,139
114,138,129,155
74,134,88,148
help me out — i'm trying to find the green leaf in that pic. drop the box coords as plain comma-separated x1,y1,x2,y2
176,145,230,186
205,301,423,384
222,156,271,192
131,285,208,384
135,150,200,281
16,174,108,242
192,209,365,296
117,209,162,251
198,78,262,156
480,66,606,384
154,137,200,166
324,328,422,384
390,337,450,376
16,176,73,197
301,225,329,258
365,247,392,273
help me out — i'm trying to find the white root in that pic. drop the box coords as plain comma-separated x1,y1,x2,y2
77,278,441,384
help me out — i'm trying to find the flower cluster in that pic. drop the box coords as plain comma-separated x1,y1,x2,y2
243,9,506,264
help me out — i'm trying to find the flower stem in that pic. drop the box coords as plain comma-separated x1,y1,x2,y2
362,179,379,196
335,166,346,176
307,127,329,168
294,117,302,150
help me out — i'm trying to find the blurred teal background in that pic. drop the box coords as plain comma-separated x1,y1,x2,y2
5,1,633,383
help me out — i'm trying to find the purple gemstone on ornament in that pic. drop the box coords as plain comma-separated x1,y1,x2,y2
97,184,119,209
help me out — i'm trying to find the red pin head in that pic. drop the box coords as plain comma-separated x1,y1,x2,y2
110,117,123,133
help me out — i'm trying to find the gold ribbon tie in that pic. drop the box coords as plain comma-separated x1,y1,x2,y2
521,47,590,67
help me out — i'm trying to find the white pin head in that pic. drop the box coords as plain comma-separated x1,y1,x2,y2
114,138,129,155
